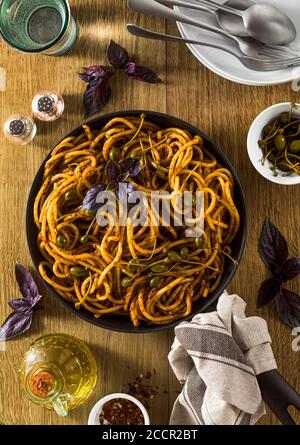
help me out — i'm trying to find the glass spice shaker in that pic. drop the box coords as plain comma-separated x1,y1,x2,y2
32,91,64,122
3,115,37,145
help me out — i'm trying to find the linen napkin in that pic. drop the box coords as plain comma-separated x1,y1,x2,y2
168,292,277,425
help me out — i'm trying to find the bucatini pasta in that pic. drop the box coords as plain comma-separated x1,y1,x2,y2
34,115,240,326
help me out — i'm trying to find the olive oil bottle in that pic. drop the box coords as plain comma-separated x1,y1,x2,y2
19,333,97,416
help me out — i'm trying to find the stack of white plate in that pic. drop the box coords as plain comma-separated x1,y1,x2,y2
175,0,300,85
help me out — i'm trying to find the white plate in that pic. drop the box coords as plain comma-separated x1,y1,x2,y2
176,0,300,85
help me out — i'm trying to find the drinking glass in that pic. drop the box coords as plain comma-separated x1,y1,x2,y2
0,0,77,55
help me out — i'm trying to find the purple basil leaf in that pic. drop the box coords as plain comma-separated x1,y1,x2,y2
118,172,130,182
125,63,161,83
82,183,106,211
125,61,136,74
108,180,118,194
83,66,108,77
119,157,141,177
79,66,110,83
275,288,300,328
30,293,42,307
0,312,32,341
106,161,121,181
281,257,300,282
107,40,130,69
259,218,288,274
79,72,93,83
8,298,34,315
83,76,112,118
257,277,281,308
15,263,40,304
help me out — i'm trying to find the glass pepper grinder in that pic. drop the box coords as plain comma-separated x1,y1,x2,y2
3,115,37,145
32,91,65,122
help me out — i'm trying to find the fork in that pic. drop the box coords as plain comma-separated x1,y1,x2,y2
127,24,300,71
128,0,299,60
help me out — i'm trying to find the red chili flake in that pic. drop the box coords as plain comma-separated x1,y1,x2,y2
29,372,54,398
125,374,159,409
99,398,144,425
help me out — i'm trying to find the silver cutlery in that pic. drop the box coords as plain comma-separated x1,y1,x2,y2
156,0,253,37
213,0,254,37
192,0,296,45
127,24,300,72
127,0,299,59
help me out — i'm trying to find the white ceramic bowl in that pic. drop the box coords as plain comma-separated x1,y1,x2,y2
88,392,150,425
247,102,300,185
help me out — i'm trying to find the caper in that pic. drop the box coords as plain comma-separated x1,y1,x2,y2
57,234,67,248
127,261,138,273
274,134,286,151
167,250,182,262
277,163,291,172
289,140,300,154
195,236,203,248
268,154,276,163
65,189,77,201
121,277,132,288
180,247,189,258
150,276,161,288
287,123,300,136
84,209,96,216
150,264,167,273
280,112,290,124
262,123,273,137
109,147,121,161
158,170,167,180
80,235,89,244
195,236,204,248
70,266,89,277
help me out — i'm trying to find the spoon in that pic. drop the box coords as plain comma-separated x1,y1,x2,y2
216,0,254,36
193,0,297,45
156,0,253,37
128,0,299,59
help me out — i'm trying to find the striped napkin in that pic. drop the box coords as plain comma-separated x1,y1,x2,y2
168,292,277,425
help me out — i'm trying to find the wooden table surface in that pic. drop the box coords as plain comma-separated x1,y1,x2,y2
0,0,299,426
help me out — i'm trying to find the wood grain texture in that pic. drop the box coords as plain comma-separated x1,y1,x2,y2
0,0,299,425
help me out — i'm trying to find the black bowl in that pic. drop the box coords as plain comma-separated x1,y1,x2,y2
26,110,247,333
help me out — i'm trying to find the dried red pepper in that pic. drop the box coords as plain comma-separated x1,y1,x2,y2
99,398,144,425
